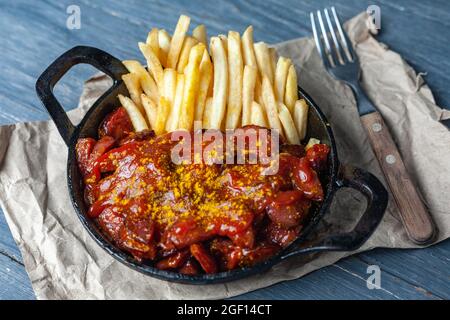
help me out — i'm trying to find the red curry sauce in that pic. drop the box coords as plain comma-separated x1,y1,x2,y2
76,107,330,274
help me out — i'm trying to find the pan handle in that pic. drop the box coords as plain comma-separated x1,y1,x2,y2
36,46,128,146
280,165,388,260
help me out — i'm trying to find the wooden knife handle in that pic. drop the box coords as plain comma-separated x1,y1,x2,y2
361,112,437,245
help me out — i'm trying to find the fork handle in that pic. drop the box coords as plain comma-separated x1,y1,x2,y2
360,111,437,244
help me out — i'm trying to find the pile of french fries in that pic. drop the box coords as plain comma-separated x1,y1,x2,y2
118,15,309,145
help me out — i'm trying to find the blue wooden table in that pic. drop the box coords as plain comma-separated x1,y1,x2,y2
0,0,449,300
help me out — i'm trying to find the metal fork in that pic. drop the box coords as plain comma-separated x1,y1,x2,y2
310,7,437,245
311,7,374,113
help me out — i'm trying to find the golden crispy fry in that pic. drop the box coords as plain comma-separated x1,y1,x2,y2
293,99,309,140
146,28,160,61
206,38,216,99
165,74,185,132
158,29,171,67
278,102,300,144
261,75,283,134
269,47,278,79
218,34,228,54
275,57,291,101
194,50,213,123
254,76,267,127
225,31,243,129
285,64,298,113
254,76,263,105
122,60,159,104
178,43,205,130
154,97,171,135
241,65,257,126
118,94,148,132
305,138,320,150
202,97,214,129
163,68,177,107
167,15,190,69
208,37,228,129
121,73,144,113
177,36,198,73
141,93,157,129
254,42,274,84
193,24,207,44
139,42,164,90
250,101,268,127
242,26,258,68
207,75,214,97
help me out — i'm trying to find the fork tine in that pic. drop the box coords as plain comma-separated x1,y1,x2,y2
317,10,336,67
310,12,330,67
331,6,354,62
310,12,327,67
324,8,344,65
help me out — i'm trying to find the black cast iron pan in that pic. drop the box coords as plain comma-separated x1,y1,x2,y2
36,46,388,284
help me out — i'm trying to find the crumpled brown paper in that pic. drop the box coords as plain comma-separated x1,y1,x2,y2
0,13,449,299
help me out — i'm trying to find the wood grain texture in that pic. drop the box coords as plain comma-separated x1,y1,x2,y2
361,112,437,244
0,254,35,300
358,241,450,299
0,0,449,300
234,256,443,300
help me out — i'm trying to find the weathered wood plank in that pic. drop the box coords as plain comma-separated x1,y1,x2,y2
358,241,450,299
0,253,35,300
234,256,441,300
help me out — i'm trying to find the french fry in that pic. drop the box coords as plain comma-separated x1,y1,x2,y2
141,93,157,129
305,138,320,150
165,74,185,132
269,47,278,79
254,76,264,105
122,60,159,103
218,34,228,54
254,76,267,127
154,97,171,135
122,15,308,141
293,99,309,140
207,74,214,97
250,101,267,127
163,68,177,107
167,14,190,69
284,64,298,114
121,73,144,113
158,29,171,67
274,57,291,101
193,24,207,44
178,43,205,130
118,94,148,132
241,65,257,126
208,37,228,130
194,50,213,123
225,31,243,129
139,42,164,90
202,97,214,129
261,75,283,134
278,102,300,144
254,42,274,84
242,26,258,68
177,36,198,73
146,28,160,61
